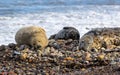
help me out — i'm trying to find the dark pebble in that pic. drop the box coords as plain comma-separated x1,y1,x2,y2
8,43,16,49
19,45,30,50
51,43,60,49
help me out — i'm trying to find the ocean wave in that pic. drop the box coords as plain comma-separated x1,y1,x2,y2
0,5,120,45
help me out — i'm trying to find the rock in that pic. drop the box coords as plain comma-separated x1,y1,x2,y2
20,48,39,62
49,27,80,40
49,47,63,57
43,47,51,55
97,54,105,60
64,57,74,61
79,28,120,51
20,48,29,60
19,45,29,50
48,39,60,49
20,53,27,60
15,26,48,50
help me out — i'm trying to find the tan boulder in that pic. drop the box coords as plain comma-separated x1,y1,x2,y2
15,26,48,49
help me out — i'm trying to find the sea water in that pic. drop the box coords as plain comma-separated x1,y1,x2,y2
0,0,120,45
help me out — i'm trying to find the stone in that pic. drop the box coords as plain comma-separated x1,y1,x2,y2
97,54,105,60
43,47,51,55
20,53,27,60
49,27,80,40
64,57,74,61
84,52,91,61
79,28,120,51
48,39,60,49
15,26,48,49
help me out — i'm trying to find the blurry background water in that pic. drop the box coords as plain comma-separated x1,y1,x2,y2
0,0,120,45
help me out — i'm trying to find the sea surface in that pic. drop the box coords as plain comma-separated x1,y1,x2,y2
0,0,120,45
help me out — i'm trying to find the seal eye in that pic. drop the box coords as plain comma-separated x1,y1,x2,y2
37,45,41,49
91,48,95,52
33,43,36,46
79,41,85,49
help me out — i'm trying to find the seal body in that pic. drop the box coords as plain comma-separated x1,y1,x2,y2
79,28,120,51
15,26,48,49
49,27,80,40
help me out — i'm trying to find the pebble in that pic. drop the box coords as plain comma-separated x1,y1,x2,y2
19,45,26,50
97,54,105,60
20,53,28,60
84,52,91,61
64,57,74,61
43,47,50,55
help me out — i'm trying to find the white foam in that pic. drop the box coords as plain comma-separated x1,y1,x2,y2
0,5,120,45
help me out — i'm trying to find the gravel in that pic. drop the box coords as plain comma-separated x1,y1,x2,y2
0,39,120,75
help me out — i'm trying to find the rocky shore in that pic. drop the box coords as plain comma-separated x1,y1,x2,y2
0,26,120,75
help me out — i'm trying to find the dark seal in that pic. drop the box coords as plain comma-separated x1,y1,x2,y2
49,27,80,40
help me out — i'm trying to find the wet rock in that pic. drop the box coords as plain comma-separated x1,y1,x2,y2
49,27,80,40
15,26,48,50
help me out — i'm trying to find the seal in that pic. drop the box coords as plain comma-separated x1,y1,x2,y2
79,28,120,51
15,26,48,50
49,27,80,40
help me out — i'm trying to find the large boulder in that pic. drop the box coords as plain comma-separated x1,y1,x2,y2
79,28,120,51
15,26,48,49
49,27,80,40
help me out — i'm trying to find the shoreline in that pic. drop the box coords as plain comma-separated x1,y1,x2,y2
0,39,120,74
0,27,120,74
